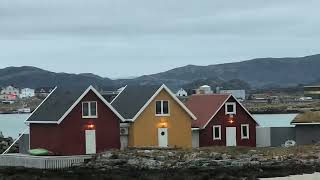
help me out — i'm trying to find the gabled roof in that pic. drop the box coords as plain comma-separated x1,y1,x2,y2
111,84,196,121
291,111,320,125
185,94,257,129
26,85,125,124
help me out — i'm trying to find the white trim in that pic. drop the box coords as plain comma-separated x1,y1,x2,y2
110,85,127,104
155,100,170,116
231,94,259,126
202,94,259,129
192,128,200,131
225,102,236,115
57,86,125,124
25,86,58,124
82,101,98,118
202,94,232,129
130,84,197,122
241,124,249,139
27,86,125,124
212,125,221,140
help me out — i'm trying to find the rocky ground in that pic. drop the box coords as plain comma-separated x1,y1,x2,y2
0,132,18,154
2,146,320,179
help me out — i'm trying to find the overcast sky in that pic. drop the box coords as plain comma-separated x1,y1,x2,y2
0,0,319,78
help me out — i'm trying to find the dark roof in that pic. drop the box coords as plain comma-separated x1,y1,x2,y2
185,94,231,128
26,86,88,122
111,85,162,119
291,111,320,124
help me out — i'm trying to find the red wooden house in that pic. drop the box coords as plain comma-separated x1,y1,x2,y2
186,94,258,147
25,85,125,155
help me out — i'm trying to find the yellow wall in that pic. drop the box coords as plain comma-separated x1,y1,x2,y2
128,89,193,148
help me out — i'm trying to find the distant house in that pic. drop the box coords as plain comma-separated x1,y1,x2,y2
25,86,125,155
176,88,188,97
19,88,35,99
0,85,19,101
35,87,54,98
291,111,320,145
186,94,258,147
111,84,196,148
219,90,246,100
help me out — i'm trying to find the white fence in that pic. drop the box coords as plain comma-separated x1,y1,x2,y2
0,154,92,170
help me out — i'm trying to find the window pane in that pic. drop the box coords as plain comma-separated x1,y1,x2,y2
162,101,169,114
82,102,89,117
156,101,162,114
227,104,234,112
242,126,248,137
90,102,97,116
214,127,220,138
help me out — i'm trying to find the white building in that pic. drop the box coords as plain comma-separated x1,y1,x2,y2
19,88,35,98
219,90,246,100
176,88,188,97
0,85,19,96
196,85,213,95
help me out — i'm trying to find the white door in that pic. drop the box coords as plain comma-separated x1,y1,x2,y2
226,127,237,146
158,128,168,147
85,130,96,154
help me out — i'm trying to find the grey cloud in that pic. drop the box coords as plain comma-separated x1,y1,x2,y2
0,0,319,78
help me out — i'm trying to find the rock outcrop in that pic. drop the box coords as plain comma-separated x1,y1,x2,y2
0,131,18,154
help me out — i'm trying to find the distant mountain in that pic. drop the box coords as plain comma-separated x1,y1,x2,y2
139,54,320,89
0,66,114,88
0,54,320,90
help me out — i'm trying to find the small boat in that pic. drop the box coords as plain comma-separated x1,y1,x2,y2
28,149,50,156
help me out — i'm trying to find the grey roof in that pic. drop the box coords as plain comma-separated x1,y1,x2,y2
111,85,162,119
26,86,88,122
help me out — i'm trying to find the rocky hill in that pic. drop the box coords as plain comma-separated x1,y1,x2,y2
1,54,320,89
140,54,320,88
0,66,114,88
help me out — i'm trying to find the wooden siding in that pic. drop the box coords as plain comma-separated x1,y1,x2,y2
128,89,193,148
199,97,257,147
30,90,121,155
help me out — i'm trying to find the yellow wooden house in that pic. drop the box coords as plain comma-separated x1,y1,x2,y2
111,84,196,148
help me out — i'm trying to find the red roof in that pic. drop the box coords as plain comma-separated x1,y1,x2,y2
185,94,231,129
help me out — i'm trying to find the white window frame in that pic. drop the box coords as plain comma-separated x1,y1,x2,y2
241,124,249,139
155,100,170,116
225,102,236,115
82,101,98,118
212,125,221,140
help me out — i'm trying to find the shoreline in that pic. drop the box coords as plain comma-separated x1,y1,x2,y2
2,146,320,180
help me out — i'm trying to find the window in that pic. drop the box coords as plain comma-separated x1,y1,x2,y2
225,102,236,115
155,100,170,116
212,125,221,140
241,124,249,139
82,101,98,118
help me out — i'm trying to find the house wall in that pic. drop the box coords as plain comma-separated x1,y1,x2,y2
30,90,121,155
270,127,296,147
295,125,320,145
192,130,199,148
256,127,271,147
128,89,193,148
18,134,30,154
199,97,257,147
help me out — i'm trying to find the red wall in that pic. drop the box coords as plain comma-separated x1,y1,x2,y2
30,90,121,155
199,97,257,147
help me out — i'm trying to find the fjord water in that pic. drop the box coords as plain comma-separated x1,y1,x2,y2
261,173,320,180
0,114,29,138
